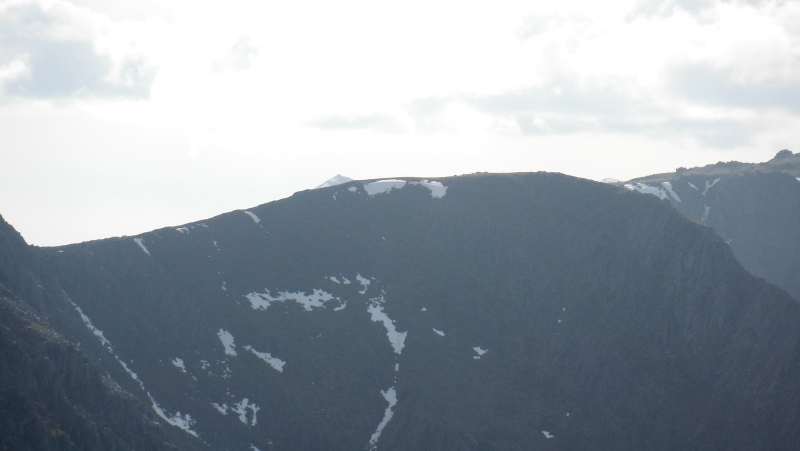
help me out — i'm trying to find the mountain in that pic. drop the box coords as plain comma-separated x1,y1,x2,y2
624,150,800,300
0,215,208,451
2,172,795,450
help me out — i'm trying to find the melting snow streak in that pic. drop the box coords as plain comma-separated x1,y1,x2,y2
624,183,667,200
232,398,260,426
368,387,397,449
244,210,261,223
244,289,336,311
702,178,720,196
218,329,237,356
171,357,187,373
68,295,198,436
364,179,406,196
410,180,447,198
368,300,407,354
357,273,371,294
244,345,285,372
661,181,681,202
133,238,151,256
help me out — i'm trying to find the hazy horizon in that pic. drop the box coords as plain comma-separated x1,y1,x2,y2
2,0,798,245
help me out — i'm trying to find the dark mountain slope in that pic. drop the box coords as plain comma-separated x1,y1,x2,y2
626,150,800,300
0,215,208,451
35,173,800,450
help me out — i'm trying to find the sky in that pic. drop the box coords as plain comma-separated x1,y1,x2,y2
1,0,799,246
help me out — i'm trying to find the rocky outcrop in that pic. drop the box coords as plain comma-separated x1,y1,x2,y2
0,215,206,451
627,150,800,300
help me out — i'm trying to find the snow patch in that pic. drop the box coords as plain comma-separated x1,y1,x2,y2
364,179,406,196
244,289,336,311
542,431,554,439
70,298,200,437
217,329,237,356
245,345,285,372
342,277,352,284
368,297,407,355
701,205,711,224
329,276,341,284
149,394,198,437
421,307,427,311
473,347,488,357
222,282,227,291
244,210,261,223
232,398,260,426
368,387,397,449
334,301,347,311
688,182,698,190
133,238,151,256
348,186,358,192
433,328,445,336
356,273,371,294
624,183,667,200
661,181,681,202
212,402,228,414
409,180,447,198
171,358,187,373
702,178,720,196
176,227,189,234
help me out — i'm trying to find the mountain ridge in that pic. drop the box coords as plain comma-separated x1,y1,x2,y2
24,172,800,450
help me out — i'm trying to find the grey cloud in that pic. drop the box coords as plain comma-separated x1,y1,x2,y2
210,35,259,74
659,119,756,148
305,113,405,133
405,75,761,148
470,78,647,117
513,112,753,148
668,64,800,113
0,2,154,100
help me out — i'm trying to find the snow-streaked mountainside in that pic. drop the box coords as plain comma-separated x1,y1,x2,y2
3,172,800,450
621,150,800,301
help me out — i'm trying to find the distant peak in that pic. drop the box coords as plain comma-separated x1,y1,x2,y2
315,174,353,189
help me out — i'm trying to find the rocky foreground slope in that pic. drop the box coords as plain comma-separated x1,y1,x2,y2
625,149,800,300
0,172,792,450
0,214,208,451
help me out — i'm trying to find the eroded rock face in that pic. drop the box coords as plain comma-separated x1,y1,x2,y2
17,173,800,451
626,151,800,300
0,215,207,451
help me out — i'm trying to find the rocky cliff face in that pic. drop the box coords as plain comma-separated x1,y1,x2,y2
0,215,207,451
23,173,800,450
626,150,800,300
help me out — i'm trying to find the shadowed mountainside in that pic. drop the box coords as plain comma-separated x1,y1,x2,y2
0,215,208,451
21,172,800,451
625,150,800,300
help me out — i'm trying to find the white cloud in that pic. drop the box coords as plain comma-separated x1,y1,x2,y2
0,0,155,99
210,35,259,74
2,0,800,245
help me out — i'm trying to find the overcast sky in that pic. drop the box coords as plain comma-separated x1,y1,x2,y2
2,0,799,246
